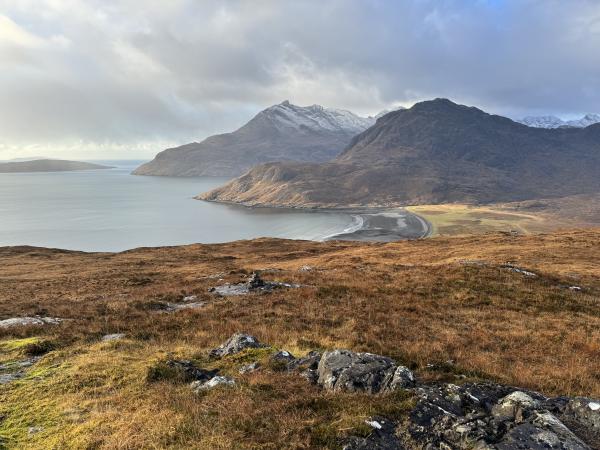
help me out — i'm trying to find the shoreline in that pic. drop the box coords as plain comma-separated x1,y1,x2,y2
321,208,432,242
198,198,433,242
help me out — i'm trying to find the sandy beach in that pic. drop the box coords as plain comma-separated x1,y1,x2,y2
323,208,432,242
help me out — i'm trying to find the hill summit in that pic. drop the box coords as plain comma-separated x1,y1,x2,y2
133,101,374,177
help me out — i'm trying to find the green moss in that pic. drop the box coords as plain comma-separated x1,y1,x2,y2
0,337,40,352
0,360,71,449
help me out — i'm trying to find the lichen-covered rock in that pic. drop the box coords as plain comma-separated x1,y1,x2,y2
559,397,600,447
495,411,589,450
0,316,63,328
492,391,541,420
563,398,600,432
317,350,414,394
191,376,235,392
209,333,265,358
388,366,416,390
402,382,596,449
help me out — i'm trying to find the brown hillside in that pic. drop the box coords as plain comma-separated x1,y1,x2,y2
1,230,599,447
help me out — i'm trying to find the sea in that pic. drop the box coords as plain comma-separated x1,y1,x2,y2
0,161,361,252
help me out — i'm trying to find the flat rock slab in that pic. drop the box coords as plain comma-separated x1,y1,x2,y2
0,316,63,328
209,281,299,296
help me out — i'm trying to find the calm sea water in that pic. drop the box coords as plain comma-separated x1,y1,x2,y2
0,161,357,251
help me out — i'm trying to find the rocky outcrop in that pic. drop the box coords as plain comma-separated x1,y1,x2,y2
392,383,597,449
198,335,600,449
209,272,300,296
317,350,415,394
209,333,266,357
0,316,63,328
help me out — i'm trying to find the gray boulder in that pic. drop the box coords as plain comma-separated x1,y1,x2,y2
495,411,589,450
209,333,265,358
317,350,414,394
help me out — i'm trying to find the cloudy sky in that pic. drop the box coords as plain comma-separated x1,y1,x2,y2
1,0,599,159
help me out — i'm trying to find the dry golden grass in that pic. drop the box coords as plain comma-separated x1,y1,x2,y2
408,193,600,237
407,204,556,236
0,229,599,448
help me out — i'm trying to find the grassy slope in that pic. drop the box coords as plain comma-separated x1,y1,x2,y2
0,231,599,448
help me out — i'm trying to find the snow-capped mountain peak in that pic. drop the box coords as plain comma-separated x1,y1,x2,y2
259,101,374,133
518,113,600,128
568,113,600,128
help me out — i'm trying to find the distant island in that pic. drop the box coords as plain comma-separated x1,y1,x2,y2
0,159,113,173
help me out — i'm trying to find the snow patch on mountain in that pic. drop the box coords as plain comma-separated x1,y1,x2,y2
518,113,600,128
261,101,375,133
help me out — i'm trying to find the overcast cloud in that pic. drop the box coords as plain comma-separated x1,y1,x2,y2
1,0,599,159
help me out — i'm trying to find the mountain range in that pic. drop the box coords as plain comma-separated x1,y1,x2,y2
518,114,600,129
133,101,375,177
199,99,600,207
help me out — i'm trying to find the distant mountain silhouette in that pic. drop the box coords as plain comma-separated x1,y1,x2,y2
200,99,600,207
133,101,374,177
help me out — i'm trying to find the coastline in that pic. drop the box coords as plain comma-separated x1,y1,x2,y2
321,208,432,242
197,197,433,242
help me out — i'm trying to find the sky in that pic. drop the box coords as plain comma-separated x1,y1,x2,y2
1,0,599,160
